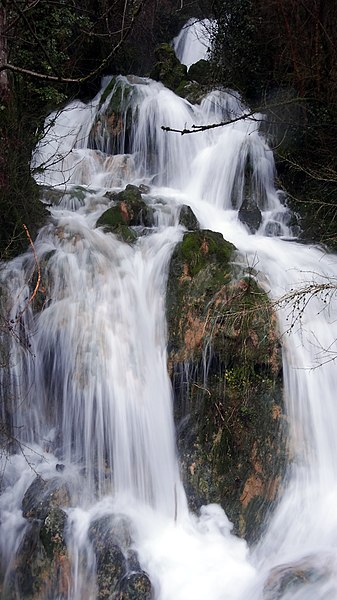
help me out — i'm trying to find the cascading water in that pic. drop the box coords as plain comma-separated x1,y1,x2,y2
173,18,215,69
1,19,337,600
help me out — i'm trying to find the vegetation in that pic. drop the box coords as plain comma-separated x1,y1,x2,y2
210,0,337,248
0,0,210,257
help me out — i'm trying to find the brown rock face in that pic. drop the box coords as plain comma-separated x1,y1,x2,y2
166,229,288,541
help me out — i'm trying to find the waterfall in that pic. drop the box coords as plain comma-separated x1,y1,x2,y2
173,18,215,69
1,19,337,600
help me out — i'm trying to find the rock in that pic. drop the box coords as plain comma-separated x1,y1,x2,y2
150,43,188,92
119,572,152,600
188,59,212,85
3,511,71,599
22,476,71,520
40,185,89,208
96,185,154,241
264,555,331,599
40,507,67,559
89,78,134,155
238,194,262,233
89,515,134,599
174,80,204,102
179,205,200,230
139,183,150,194
166,229,287,541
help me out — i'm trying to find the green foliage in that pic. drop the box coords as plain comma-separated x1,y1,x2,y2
211,0,269,99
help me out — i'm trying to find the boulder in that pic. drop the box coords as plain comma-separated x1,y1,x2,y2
238,194,262,233
150,43,188,93
88,515,153,599
166,229,287,541
89,78,134,155
188,59,212,85
22,476,71,520
96,185,154,242
3,509,70,599
179,205,200,230
264,555,330,599
119,572,152,600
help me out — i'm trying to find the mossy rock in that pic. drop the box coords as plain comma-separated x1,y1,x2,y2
188,59,212,85
89,515,134,599
40,507,67,560
3,515,71,600
175,80,204,102
174,229,234,277
89,80,134,155
97,185,154,244
150,43,188,92
167,230,286,541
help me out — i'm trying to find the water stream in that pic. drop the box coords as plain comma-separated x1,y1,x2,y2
1,21,337,600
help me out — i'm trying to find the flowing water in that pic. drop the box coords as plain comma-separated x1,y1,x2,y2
1,21,337,600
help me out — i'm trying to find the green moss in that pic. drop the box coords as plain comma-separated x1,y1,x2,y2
99,77,117,108
167,229,286,540
179,230,235,277
97,206,125,228
150,43,188,92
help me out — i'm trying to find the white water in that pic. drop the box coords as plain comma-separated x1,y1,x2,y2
1,20,337,600
173,18,215,69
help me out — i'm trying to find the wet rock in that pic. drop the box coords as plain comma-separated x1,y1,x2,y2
139,183,150,194
40,507,67,559
264,555,331,599
150,43,188,92
188,59,212,85
166,229,287,541
89,514,135,599
174,80,204,102
179,205,200,230
89,78,134,155
22,476,71,520
3,511,71,599
97,185,154,241
119,572,152,600
40,185,89,208
238,194,262,233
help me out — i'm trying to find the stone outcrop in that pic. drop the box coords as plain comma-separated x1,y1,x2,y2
3,476,72,600
96,184,154,242
166,229,287,541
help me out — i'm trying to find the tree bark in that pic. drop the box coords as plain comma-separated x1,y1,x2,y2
0,6,9,95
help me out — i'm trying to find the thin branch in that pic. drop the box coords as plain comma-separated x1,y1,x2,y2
161,97,306,135
0,0,147,84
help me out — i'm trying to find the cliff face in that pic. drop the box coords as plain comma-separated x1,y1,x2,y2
166,226,287,541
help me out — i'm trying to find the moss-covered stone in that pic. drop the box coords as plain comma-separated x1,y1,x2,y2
166,229,287,541
3,506,71,600
40,507,67,560
188,59,212,85
88,515,148,600
96,185,154,242
89,79,134,155
150,43,188,92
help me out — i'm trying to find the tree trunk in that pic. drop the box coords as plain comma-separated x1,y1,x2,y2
0,6,9,95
